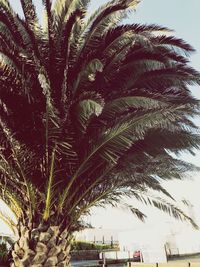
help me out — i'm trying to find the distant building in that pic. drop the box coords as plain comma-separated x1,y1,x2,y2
118,227,167,263
75,217,200,263
74,228,119,245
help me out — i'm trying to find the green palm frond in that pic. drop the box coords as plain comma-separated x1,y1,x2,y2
59,105,191,210
73,99,103,134
0,52,21,76
0,190,23,221
101,96,168,120
43,147,56,221
0,210,17,234
73,0,140,69
0,21,22,54
73,58,103,93
52,0,90,35
0,0,12,11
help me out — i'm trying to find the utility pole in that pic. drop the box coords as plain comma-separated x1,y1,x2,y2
102,252,106,267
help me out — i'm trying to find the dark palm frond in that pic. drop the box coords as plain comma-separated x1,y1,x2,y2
0,3,25,48
152,35,195,55
20,0,38,26
127,190,198,229
70,0,140,77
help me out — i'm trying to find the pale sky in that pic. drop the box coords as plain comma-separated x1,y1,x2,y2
1,1,200,234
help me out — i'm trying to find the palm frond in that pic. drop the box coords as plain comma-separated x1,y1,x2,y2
131,190,199,229
0,210,17,234
20,0,38,26
43,148,56,221
59,105,190,209
112,202,147,222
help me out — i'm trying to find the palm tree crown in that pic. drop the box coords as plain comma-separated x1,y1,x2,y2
0,0,200,234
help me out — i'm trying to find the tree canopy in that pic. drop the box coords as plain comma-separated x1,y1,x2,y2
0,0,200,234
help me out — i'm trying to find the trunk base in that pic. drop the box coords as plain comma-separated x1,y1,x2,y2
11,225,71,267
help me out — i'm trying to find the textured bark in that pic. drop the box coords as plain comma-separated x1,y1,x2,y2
11,225,71,267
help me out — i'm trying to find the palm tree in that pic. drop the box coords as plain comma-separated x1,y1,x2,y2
0,0,200,266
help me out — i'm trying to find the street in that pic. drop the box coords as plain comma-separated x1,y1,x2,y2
71,260,99,266
71,260,126,267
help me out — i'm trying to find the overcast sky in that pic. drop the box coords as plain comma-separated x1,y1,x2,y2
1,0,200,234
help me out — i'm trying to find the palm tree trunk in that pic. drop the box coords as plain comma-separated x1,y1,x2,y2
11,224,71,267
